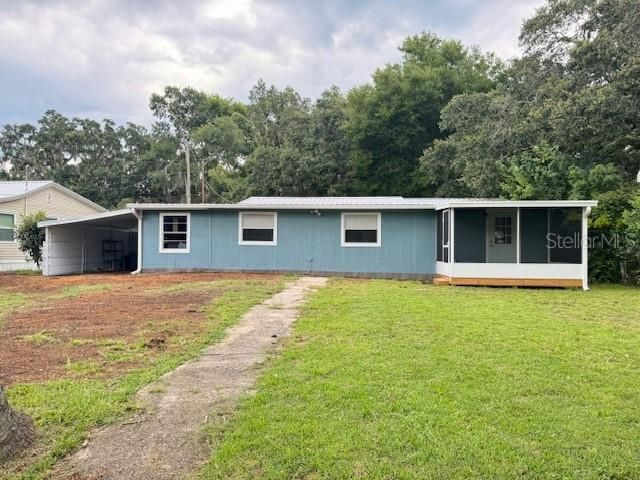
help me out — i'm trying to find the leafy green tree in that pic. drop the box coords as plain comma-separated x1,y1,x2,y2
15,211,47,268
150,86,246,202
347,33,500,195
241,83,352,196
502,142,572,200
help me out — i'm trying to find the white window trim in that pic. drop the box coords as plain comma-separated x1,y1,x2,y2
0,213,15,243
159,212,191,253
238,211,278,246
341,212,382,248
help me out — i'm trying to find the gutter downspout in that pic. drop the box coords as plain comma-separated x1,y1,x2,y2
131,209,143,275
582,206,592,291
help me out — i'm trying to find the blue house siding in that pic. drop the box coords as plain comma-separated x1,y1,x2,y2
142,210,436,277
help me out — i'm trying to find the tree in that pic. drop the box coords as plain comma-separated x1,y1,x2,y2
0,385,36,462
192,114,248,202
14,212,46,268
347,32,500,196
241,83,353,196
150,86,244,203
501,142,573,200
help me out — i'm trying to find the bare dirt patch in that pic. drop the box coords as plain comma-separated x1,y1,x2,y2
0,272,281,385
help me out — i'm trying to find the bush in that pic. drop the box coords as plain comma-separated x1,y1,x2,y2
15,211,47,268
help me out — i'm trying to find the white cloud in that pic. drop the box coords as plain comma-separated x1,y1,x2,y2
0,0,545,126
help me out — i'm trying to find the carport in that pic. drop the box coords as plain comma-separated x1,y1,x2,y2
39,209,138,276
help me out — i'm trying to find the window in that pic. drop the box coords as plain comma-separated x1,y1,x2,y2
341,212,381,247
0,213,14,242
239,212,277,245
494,216,512,245
159,213,190,252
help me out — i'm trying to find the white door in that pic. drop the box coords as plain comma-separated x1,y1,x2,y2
487,210,516,263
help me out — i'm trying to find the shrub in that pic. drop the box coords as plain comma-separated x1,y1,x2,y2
15,211,47,268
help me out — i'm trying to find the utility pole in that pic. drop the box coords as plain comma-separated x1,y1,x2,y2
24,165,29,215
200,171,206,203
184,141,191,204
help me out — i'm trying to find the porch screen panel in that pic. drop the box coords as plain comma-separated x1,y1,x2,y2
437,210,449,262
549,208,582,263
520,208,549,263
437,211,443,261
454,209,485,263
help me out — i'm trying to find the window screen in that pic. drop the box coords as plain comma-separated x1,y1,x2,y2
240,213,276,244
343,213,380,245
437,210,449,262
0,214,14,242
520,208,548,263
549,208,581,264
161,214,189,251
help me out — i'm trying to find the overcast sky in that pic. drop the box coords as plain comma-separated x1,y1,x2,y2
0,0,544,127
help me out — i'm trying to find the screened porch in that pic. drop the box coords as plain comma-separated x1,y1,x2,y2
435,205,592,289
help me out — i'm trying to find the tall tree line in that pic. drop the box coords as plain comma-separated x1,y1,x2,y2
1,0,639,282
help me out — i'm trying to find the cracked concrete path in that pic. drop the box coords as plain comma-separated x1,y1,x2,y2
61,276,327,480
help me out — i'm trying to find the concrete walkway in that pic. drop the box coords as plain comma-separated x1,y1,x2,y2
62,276,327,480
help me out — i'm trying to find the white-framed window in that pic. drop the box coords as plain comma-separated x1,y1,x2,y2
0,213,15,242
238,212,277,246
341,212,381,247
159,212,190,253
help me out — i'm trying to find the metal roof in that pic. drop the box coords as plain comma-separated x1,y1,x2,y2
38,209,136,229
127,197,597,211
238,196,408,206
0,181,53,198
0,180,106,211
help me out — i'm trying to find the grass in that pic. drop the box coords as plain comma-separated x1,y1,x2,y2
3,278,287,480
55,283,112,298
200,281,640,480
18,331,58,345
0,291,29,329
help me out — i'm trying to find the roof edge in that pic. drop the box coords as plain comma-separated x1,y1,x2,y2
0,181,107,212
127,199,599,211
38,208,133,228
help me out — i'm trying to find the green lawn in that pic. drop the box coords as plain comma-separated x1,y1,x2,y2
202,280,640,479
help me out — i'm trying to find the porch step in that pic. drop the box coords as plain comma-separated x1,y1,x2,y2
432,276,451,286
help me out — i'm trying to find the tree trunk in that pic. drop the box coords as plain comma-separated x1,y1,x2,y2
0,385,36,463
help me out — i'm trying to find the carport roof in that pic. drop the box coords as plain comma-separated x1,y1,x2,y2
38,209,137,229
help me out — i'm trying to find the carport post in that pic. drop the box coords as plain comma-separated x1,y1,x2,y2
132,209,143,274
81,227,85,274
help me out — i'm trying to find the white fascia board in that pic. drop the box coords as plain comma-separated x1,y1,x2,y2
38,209,135,228
435,200,598,210
126,203,441,211
126,199,599,212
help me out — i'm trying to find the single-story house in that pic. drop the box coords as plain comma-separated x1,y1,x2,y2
38,196,598,289
0,181,105,271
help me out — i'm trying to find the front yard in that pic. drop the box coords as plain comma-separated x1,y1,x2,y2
0,272,285,480
202,280,640,479
2,274,639,479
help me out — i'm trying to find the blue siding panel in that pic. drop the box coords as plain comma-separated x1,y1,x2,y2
142,210,436,275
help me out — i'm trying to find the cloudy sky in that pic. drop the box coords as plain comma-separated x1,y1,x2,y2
0,0,544,127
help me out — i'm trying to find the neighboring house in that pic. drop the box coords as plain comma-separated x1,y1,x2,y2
0,181,105,271
39,196,598,289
